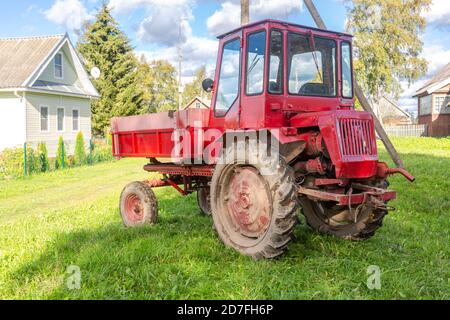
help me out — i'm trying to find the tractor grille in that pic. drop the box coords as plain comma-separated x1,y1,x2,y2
338,118,376,157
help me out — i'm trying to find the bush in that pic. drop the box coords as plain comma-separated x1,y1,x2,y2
37,142,50,173
92,140,114,163
74,132,86,166
55,136,69,170
0,144,39,179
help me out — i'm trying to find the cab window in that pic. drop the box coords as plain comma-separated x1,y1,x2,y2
215,38,241,116
341,42,353,98
246,31,266,95
268,30,283,94
288,32,336,97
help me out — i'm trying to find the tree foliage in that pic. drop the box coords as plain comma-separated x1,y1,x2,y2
74,132,86,166
346,0,431,100
37,142,50,173
77,4,145,135
182,66,212,107
55,137,68,170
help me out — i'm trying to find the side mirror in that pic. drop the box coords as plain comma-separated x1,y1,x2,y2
202,78,214,93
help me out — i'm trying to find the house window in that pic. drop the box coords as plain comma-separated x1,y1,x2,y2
196,102,201,109
57,107,65,132
40,106,49,132
54,53,63,78
72,109,80,131
419,95,432,115
435,95,450,114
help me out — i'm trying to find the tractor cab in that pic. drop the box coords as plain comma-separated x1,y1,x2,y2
205,19,355,130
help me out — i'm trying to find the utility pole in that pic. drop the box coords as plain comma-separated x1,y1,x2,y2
303,0,404,169
178,18,185,110
241,0,249,26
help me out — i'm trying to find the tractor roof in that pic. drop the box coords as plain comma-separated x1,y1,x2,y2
217,19,353,39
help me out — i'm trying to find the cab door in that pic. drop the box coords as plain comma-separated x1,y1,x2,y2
209,31,242,130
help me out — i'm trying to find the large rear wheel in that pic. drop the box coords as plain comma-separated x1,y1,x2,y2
211,148,298,259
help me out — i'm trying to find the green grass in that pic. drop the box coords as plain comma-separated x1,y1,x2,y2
0,137,449,300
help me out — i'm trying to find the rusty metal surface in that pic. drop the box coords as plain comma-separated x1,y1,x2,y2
225,167,271,238
298,185,396,206
144,164,214,177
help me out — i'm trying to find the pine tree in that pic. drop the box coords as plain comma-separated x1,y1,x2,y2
74,132,86,166
77,4,144,135
55,136,68,170
37,142,50,172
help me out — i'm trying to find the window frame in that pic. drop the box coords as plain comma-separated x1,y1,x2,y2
214,37,242,118
40,106,49,132
287,32,338,98
57,107,65,132
341,41,354,99
72,108,80,132
54,52,63,79
245,29,267,97
267,28,284,95
419,95,432,116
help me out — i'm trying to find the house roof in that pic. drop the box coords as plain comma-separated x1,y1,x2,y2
381,96,412,118
0,34,99,98
183,96,211,110
0,35,64,88
415,62,450,96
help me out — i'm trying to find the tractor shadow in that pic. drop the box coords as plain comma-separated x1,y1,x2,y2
7,152,450,299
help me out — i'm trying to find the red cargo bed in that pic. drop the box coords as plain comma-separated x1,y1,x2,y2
111,109,210,159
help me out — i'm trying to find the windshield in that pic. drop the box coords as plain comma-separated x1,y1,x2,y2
288,33,336,97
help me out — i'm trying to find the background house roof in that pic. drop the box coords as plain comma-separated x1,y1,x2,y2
0,35,64,88
415,62,450,96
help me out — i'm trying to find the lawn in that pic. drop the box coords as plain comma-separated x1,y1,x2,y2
0,137,449,300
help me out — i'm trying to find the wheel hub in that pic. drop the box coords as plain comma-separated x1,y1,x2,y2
124,194,144,223
225,167,271,238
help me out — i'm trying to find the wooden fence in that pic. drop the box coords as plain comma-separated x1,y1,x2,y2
383,124,428,137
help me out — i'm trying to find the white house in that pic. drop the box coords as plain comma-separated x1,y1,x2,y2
0,34,99,156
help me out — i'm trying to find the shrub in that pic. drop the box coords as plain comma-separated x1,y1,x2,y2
37,142,50,173
74,132,86,166
0,144,38,179
25,145,38,175
55,137,69,170
92,140,114,163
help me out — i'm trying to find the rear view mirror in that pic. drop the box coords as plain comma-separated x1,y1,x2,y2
202,78,214,93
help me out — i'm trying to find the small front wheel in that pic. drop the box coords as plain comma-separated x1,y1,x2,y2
120,181,158,227
197,187,212,216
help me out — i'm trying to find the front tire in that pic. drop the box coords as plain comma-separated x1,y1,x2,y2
197,187,212,216
300,182,388,240
211,146,298,259
120,181,158,227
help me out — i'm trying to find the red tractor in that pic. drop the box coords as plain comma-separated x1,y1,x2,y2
111,20,414,259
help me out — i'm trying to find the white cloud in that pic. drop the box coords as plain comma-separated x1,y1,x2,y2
109,0,190,13
137,5,193,46
207,0,303,36
424,0,450,28
138,35,218,80
44,0,93,31
398,42,450,111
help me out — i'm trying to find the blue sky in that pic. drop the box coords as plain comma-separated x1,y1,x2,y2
1,0,449,112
